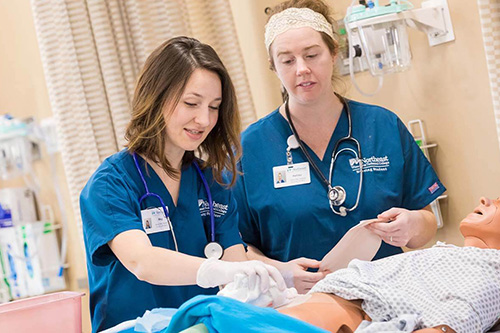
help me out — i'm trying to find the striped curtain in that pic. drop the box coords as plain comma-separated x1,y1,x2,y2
477,0,500,150
30,0,256,250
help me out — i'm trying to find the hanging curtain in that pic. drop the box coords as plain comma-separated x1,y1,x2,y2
477,0,500,150
30,0,256,250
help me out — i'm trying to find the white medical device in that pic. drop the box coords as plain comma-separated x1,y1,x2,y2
344,0,455,95
0,115,68,299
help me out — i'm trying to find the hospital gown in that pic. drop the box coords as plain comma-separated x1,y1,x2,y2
311,243,500,332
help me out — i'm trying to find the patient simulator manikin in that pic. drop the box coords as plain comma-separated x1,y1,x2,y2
277,197,500,333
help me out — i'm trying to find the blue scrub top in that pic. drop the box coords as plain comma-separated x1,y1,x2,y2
80,149,243,332
234,100,445,264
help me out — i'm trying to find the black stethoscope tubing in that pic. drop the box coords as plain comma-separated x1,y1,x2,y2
284,94,363,216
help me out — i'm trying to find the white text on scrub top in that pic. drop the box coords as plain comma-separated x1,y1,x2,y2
198,199,228,217
350,155,390,173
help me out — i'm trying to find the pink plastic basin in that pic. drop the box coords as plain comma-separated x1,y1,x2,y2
0,291,84,333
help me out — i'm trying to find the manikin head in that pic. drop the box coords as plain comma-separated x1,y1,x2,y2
459,197,500,250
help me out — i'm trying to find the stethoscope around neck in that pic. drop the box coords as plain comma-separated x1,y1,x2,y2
132,153,223,259
284,94,364,217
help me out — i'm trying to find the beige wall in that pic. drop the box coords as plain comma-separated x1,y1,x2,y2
230,0,500,246
0,0,91,331
228,0,284,120
1,0,498,331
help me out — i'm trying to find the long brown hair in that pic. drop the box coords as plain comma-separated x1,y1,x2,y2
125,36,241,186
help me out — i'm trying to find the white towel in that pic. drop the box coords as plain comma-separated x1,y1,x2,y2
218,273,298,308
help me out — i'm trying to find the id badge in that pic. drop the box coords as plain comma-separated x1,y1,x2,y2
273,162,311,189
141,207,170,234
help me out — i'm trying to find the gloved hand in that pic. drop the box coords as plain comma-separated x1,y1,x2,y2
196,258,286,292
277,258,325,294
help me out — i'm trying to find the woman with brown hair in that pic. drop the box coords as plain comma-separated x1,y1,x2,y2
80,36,285,332
233,0,445,294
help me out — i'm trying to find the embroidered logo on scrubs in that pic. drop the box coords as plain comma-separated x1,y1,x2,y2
349,155,390,173
198,199,228,218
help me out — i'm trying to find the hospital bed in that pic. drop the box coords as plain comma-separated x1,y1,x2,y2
102,295,500,333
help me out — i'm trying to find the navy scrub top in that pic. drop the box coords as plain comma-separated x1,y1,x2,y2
233,100,445,264
80,149,243,332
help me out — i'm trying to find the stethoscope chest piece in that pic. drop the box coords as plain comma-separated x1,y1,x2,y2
328,185,346,206
204,242,224,259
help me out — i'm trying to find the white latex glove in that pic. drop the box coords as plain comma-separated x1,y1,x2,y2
277,258,324,294
196,258,286,292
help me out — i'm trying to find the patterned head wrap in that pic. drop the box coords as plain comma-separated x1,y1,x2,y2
265,7,334,54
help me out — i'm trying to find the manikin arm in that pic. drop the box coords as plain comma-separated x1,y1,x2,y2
279,197,500,332
278,293,456,333
406,207,438,248
366,205,437,248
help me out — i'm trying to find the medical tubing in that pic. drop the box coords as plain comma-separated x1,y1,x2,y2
192,160,215,242
397,0,414,9
329,147,363,214
23,170,41,198
328,148,354,190
351,155,363,211
284,100,331,190
344,1,384,97
331,112,363,213
48,152,68,276
16,135,41,198
338,95,353,138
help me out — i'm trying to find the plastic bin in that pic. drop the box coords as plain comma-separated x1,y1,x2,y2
0,291,84,333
